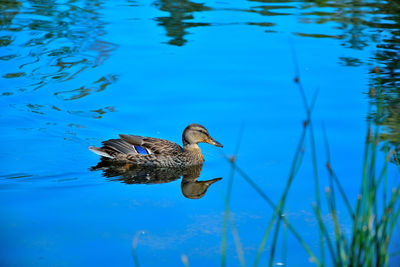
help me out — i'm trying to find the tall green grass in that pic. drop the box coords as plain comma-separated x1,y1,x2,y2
130,71,399,265
220,66,400,266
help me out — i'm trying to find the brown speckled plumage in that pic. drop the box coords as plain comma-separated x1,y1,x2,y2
89,124,223,167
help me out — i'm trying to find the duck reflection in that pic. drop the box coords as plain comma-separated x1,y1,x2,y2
91,160,221,199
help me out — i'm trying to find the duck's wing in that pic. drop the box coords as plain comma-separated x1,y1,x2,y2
89,138,138,159
119,134,183,155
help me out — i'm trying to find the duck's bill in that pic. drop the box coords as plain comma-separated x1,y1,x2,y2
207,137,223,148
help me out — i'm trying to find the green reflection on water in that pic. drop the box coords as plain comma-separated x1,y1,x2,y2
1,0,399,155
0,0,118,96
153,0,212,46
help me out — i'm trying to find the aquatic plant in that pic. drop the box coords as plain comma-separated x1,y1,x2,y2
220,66,400,266
129,68,399,267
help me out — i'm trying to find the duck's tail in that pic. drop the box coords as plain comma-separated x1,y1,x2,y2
89,146,114,159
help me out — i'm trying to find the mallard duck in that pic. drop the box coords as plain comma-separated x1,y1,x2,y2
89,123,223,167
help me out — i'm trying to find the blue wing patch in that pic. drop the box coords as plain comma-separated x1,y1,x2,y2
134,145,148,155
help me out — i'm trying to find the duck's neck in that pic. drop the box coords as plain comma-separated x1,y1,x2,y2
183,144,204,163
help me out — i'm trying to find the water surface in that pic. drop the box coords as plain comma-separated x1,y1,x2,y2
1,0,399,266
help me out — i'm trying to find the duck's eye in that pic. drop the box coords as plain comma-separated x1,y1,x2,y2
198,130,208,136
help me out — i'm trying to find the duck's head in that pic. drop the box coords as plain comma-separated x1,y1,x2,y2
182,124,223,148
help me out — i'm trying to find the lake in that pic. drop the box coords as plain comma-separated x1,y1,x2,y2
1,0,399,266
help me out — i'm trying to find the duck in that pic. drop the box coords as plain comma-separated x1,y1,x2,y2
89,123,223,167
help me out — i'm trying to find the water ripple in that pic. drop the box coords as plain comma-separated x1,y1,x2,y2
1,0,118,99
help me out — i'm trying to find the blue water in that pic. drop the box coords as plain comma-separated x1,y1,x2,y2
1,0,399,266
